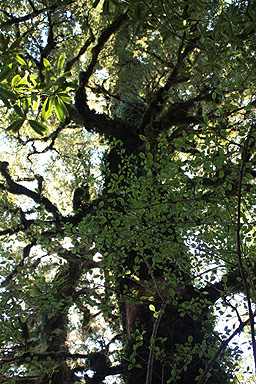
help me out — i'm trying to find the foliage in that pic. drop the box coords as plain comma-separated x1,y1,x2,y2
0,0,256,383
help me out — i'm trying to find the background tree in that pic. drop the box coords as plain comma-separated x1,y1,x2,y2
0,0,256,383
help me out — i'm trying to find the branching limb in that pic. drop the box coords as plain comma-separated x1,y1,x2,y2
40,12,55,63
0,240,37,288
0,3,59,29
140,35,199,134
197,313,254,384
0,161,61,220
200,268,243,304
65,20,95,72
75,12,128,124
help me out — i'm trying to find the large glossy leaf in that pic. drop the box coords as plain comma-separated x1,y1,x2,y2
6,118,25,133
41,97,54,121
53,96,65,122
28,120,49,135
57,95,69,115
0,85,17,101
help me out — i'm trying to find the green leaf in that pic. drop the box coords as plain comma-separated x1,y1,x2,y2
53,97,65,122
23,98,31,114
41,97,54,121
28,120,49,135
245,22,255,35
248,6,256,21
43,58,51,68
15,55,27,66
218,147,224,157
29,74,38,87
149,304,155,312
54,77,66,87
11,75,21,87
13,104,25,118
0,86,17,101
6,118,25,133
58,92,71,103
0,92,10,107
31,95,40,111
57,53,65,75
161,29,171,42
59,71,72,79
57,96,69,117
188,335,193,343
9,37,22,50
0,65,12,82
16,76,27,87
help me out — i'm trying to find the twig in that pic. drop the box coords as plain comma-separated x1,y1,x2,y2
146,303,166,384
198,313,253,384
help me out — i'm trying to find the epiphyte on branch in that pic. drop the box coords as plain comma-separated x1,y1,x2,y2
73,184,90,212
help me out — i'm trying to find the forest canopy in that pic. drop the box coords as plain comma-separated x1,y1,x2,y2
0,0,256,383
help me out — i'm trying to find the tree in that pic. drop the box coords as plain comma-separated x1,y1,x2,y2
0,0,256,383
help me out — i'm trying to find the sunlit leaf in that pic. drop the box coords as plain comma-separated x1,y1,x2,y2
15,55,27,66
42,97,54,121
58,92,71,104
53,97,65,122
57,53,65,75
43,58,51,68
11,75,21,87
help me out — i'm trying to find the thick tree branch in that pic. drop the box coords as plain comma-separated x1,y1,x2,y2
140,36,199,134
0,162,61,220
40,12,55,62
75,12,128,124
